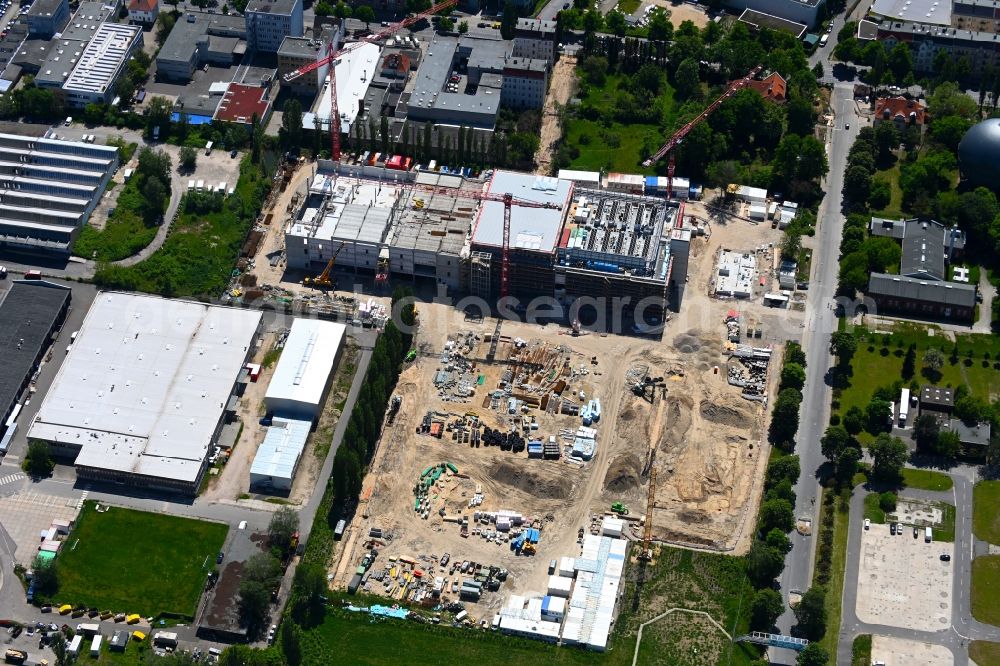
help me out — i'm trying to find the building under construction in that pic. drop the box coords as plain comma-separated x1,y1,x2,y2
285,163,688,318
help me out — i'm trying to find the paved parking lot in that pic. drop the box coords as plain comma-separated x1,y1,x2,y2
871,635,953,666
855,523,953,631
0,490,81,565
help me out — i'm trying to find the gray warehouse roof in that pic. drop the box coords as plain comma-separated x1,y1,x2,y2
472,170,571,254
868,273,977,308
0,281,70,426
949,418,991,447
26,0,65,18
515,17,556,36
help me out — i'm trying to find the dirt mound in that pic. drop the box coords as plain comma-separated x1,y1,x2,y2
619,404,637,422
489,461,572,500
673,332,703,355
699,401,748,428
604,454,642,493
679,509,710,525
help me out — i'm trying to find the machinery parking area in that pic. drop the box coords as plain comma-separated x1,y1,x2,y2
0,491,80,565
855,523,954,632
871,635,954,666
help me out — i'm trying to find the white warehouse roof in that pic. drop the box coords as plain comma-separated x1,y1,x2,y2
250,416,311,488
28,293,261,483
264,318,346,417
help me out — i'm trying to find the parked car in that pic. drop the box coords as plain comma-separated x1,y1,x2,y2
216,552,224,564
864,518,871,530
940,553,951,561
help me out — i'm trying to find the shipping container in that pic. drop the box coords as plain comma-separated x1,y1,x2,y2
348,573,363,594
89,634,102,657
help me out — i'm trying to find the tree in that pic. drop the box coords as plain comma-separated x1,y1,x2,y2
820,425,851,462
333,1,352,18
23,440,55,477
766,455,800,488
280,621,302,666
793,586,827,640
579,56,608,87
314,1,332,15
31,555,58,597
781,232,802,262
156,12,176,45
142,177,167,222
290,563,327,626
759,498,795,533
765,527,792,554
280,99,303,150
354,5,375,26
785,343,807,368
865,397,892,434
902,344,916,380
868,178,891,209
843,406,865,435
179,146,197,171
914,414,940,452
797,642,830,666
869,433,909,480
145,96,171,140
768,388,802,450
830,331,857,363
605,10,626,36
243,552,282,586
50,632,70,666
500,0,518,39
923,347,945,375
879,490,897,513
844,165,872,202
237,579,272,637
930,115,972,151
647,8,673,41
781,363,806,391
812,62,824,79
936,429,962,458
748,540,785,587
438,16,454,31
458,20,468,33
750,588,784,630
268,506,300,553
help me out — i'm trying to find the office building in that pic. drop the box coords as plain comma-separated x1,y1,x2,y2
512,18,557,64
155,11,247,82
60,23,143,107
245,0,303,53
724,0,825,28
501,57,548,109
25,0,70,38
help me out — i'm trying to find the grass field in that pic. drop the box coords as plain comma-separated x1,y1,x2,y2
873,162,903,219
55,501,227,618
851,634,872,666
972,556,1000,627
974,481,1000,545
72,194,158,262
902,468,953,492
300,548,760,666
617,0,640,13
835,326,1000,419
970,640,1000,665
863,493,887,524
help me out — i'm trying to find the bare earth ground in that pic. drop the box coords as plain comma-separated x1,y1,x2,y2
534,56,578,174
330,199,806,612
646,0,710,27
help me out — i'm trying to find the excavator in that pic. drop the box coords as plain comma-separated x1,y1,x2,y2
303,241,345,288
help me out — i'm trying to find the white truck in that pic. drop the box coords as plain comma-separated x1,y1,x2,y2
899,388,910,426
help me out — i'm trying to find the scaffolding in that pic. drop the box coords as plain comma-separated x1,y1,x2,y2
470,251,493,299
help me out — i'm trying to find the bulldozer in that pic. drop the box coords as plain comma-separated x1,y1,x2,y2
303,241,345,288
611,502,629,515
522,542,536,555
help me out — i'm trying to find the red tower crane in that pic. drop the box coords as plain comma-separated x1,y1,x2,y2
399,181,562,298
642,65,763,198
283,0,458,161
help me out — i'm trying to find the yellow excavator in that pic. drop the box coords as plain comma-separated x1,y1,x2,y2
303,241,345,288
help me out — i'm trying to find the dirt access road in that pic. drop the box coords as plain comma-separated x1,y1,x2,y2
534,56,578,175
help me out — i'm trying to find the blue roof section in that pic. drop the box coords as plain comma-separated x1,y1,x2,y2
645,176,657,186
171,112,214,125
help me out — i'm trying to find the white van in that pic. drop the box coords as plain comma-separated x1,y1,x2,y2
819,34,829,47
925,526,933,542
67,635,82,657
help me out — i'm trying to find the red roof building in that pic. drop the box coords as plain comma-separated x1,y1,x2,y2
214,84,272,126
746,72,787,104
128,0,158,24
874,96,926,128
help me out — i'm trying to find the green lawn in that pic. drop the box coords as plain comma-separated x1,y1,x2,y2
72,180,159,262
563,74,677,174
970,640,1000,665
974,481,1000,545
301,548,760,666
616,0,640,13
902,468,953,492
972,556,1000,627
863,493,887,524
851,634,872,666
55,501,227,618
835,326,1000,420
873,162,904,219
815,489,850,657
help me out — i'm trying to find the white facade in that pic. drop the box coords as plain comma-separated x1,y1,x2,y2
264,318,345,420
715,250,756,299
245,0,303,52
736,185,767,204
28,293,261,492
557,170,601,188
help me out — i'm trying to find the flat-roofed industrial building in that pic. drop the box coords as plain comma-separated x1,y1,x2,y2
264,318,346,421
28,292,262,494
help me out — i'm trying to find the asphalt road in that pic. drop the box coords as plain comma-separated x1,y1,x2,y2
839,472,1000,666
771,82,858,664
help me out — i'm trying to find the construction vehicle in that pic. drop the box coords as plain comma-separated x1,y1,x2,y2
303,241,345,288
639,467,658,561
611,502,629,516
283,0,458,161
386,395,402,425
642,65,762,198
632,376,666,403
522,542,536,555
